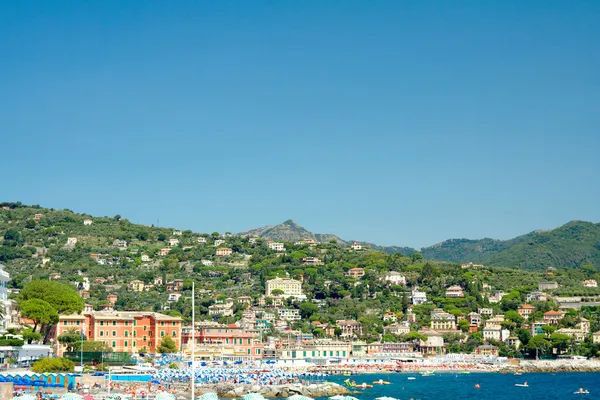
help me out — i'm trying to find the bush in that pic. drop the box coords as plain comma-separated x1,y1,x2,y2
32,357,75,373
168,362,179,369
96,363,109,372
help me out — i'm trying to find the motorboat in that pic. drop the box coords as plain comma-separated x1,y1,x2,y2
407,377,416,380
574,388,589,394
515,383,529,387
373,379,391,385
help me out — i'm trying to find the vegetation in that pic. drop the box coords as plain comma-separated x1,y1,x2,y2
1,203,600,358
32,357,75,373
157,336,178,354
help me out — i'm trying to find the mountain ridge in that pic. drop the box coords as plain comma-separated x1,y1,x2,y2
240,219,600,269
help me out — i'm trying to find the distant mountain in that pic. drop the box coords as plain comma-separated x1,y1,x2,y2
242,219,600,269
421,221,600,269
240,220,347,245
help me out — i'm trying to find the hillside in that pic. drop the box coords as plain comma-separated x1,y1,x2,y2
240,220,416,255
420,221,600,269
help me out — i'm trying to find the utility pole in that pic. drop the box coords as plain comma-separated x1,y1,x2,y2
191,280,195,400
80,323,85,385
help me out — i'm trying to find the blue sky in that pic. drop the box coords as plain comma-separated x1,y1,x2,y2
1,1,599,248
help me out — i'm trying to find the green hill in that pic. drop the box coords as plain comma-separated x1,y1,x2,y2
420,221,600,270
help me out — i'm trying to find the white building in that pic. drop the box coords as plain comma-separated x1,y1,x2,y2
197,237,207,244
141,254,151,262
167,293,182,303
268,242,286,252
66,237,78,246
214,239,225,247
383,271,406,286
266,278,304,299
201,259,213,266
173,230,183,236
277,309,301,321
168,238,180,247
411,290,427,305
83,219,93,225
351,242,362,250
582,280,598,288
0,264,10,331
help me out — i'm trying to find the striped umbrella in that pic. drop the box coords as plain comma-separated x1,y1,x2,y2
198,393,219,400
61,394,84,400
243,393,266,400
288,395,314,400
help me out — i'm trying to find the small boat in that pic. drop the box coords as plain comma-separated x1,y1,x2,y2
515,383,529,387
407,377,416,380
373,379,391,385
574,388,589,395
358,383,373,389
515,372,522,375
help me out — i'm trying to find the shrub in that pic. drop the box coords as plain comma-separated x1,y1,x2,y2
32,357,75,373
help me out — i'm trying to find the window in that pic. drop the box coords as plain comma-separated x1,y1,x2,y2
226,338,229,344
247,349,250,355
133,331,136,337
113,331,116,337
76,321,80,325
161,331,165,337
247,339,251,345
100,331,104,336
113,321,116,326
172,322,176,326
100,321,104,326
303,351,306,357
124,341,128,347
134,320,137,326
161,322,165,326
172,331,176,337
256,349,261,355
125,321,128,326
63,321,67,325
112,341,116,347
143,336,147,341
133,341,136,347
144,326,147,331
125,331,128,337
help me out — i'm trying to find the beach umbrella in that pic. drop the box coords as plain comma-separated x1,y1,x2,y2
83,395,95,400
14,395,37,400
198,393,218,400
243,393,265,400
61,394,84,400
288,395,314,400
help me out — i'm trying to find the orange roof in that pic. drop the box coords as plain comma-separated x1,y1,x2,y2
544,310,564,315
520,304,536,309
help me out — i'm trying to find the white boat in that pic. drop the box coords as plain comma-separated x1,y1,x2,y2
574,389,589,394
515,383,529,387
407,377,416,380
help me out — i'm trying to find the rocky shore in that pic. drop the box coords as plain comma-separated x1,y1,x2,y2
517,360,600,373
196,382,350,398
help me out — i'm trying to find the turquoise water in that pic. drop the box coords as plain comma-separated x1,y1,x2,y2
326,372,600,400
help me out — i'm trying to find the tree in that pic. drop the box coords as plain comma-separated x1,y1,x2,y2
32,357,74,373
57,329,83,353
541,325,557,336
19,299,59,332
21,329,42,344
527,335,551,359
77,340,113,352
458,319,470,332
405,332,427,343
20,281,84,315
271,289,285,296
299,302,319,319
136,231,149,241
158,233,167,242
25,220,36,229
411,253,423,263
157,336,178,353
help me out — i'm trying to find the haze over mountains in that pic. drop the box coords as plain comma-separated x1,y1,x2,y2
240,220,600,270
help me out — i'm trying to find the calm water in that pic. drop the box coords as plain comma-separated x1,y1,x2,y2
325,372,600,400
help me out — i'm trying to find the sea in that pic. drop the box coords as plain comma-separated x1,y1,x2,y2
324,372,600,400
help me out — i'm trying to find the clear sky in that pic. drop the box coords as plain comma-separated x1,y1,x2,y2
1,1,599,248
